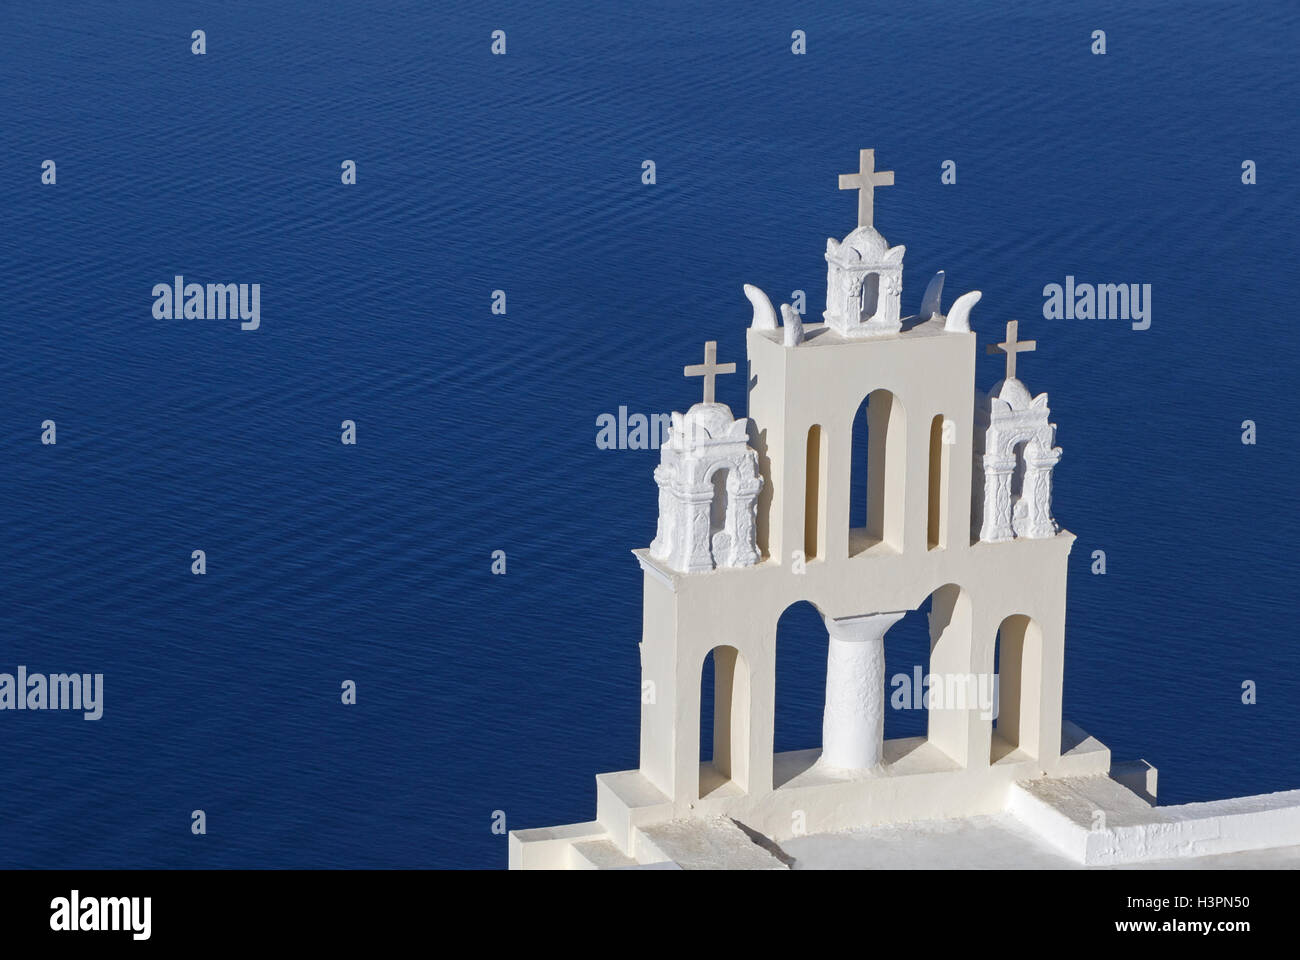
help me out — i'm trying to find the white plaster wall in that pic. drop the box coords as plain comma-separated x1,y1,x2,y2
746,321,976,566
1008,779,1300,866
641,526,1074,814
635,570,679,797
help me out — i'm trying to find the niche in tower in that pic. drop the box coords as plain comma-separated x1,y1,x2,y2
850,389,906,554
859,273,881,323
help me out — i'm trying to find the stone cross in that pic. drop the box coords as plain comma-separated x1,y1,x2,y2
838,148,894,229
986,320,1037,381
684,340,736,405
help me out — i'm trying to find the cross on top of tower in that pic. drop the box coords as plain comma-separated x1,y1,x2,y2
683,340,736,405
838,148,894,230
986,320,1037,382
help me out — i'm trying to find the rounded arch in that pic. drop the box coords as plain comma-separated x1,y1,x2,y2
703,455,757,486
706,465,730,550
697,461,729,567
849,388,907,554
803,424,828,561
991,614,1044,763
927,414,952,550
858,272,881,322
699,644,750,798
773,599,828,758
768,586,981,783
992,423,1053,462
878,583,975,761
926,583,973,657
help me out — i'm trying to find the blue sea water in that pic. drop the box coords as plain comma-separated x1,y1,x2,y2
0,1,1297,868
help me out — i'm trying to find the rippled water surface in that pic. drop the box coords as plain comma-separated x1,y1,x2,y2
0,1,1296,867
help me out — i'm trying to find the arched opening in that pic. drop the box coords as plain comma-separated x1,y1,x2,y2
773,600,827,786
1010,440,1028,501
849,389,906,555
883,602,931,745
882,584,974,764
804,425,827,561
991,614,1043,763
699,645,749,798
927,415,951,550
926,584,977,762
771,588,976,785
859,273,881,322
708,466,729,566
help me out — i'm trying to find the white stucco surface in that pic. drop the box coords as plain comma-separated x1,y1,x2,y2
636,817,789,870
783,812,1079,869
782,812,1300,870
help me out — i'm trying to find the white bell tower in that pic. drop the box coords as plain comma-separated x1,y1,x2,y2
823,149,905,337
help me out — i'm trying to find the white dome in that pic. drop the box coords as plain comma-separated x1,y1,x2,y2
682,402,737,438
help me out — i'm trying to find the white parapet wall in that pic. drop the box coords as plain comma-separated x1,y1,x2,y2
510,722,1115,869
1008,776,1300,866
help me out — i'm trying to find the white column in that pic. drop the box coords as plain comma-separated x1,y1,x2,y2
1021,448,1061,539
821,611,907,769
980,456,1015,543
681,488,716,573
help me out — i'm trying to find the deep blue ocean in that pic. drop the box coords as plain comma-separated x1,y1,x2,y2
0,1,1297,868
